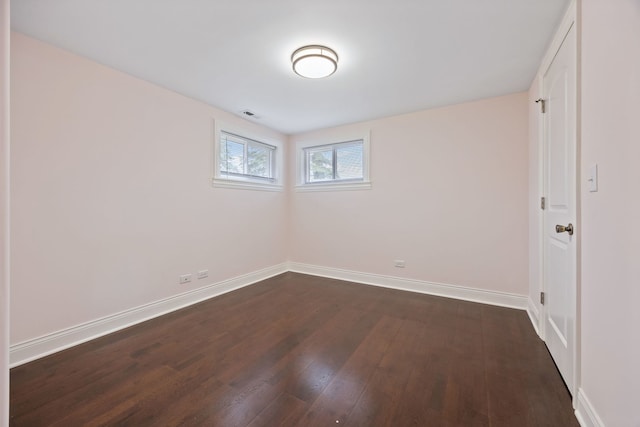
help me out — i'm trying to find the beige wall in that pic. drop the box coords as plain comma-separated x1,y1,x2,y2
1,1,10,425
289,93,529,295
580,0,640,425
10,33,289,344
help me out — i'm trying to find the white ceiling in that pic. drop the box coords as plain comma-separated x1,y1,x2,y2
11,0,570,135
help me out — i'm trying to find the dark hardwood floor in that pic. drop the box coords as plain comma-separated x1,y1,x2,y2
10,272,579,426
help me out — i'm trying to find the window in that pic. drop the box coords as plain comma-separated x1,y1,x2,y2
213,122,283,191
296,131,371,191
220,132,275,181
305,140,364,183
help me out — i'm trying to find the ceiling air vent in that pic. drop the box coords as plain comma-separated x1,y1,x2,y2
241,110,259,118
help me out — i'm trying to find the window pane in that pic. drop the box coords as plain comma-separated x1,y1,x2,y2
247,143,272,178
221,139,244,174
219,131,276,182
336,143,363,180
307,148,333,182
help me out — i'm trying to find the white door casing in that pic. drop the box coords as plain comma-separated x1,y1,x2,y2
542,20,577,395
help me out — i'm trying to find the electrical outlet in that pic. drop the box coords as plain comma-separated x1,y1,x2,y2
394,260,406,268
179,274,192,284
197,270,208,279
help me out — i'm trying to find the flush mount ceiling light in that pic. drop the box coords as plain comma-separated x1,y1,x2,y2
291,45,338,79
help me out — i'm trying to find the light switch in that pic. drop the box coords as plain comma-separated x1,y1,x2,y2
588,164,598,192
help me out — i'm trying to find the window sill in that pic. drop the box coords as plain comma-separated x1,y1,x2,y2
295,181,372,192
212,178,283,192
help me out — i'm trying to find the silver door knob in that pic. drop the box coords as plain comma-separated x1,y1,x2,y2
555,223,574,236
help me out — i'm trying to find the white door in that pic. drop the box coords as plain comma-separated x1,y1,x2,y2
542,22,577,393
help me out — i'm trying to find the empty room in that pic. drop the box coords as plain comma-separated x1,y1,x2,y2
1,0,638,426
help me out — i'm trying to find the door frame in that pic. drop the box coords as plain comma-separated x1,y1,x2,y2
534,0,580,405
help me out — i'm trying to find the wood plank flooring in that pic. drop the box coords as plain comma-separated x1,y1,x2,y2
10,272,579,426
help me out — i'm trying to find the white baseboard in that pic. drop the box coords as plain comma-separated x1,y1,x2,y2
527,296,541,337
10,262,530,367
575,388,605,427
288,262,527,310
9,263,288,368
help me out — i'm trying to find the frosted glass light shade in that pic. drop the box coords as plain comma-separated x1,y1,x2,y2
291,45,338,79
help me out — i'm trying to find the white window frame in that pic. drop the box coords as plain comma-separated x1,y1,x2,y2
296,130,371,192
212,120,284,191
